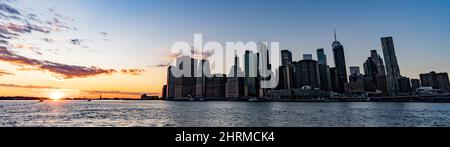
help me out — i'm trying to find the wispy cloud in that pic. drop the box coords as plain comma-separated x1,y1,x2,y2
153,48,215,68
0,46,145,79
0,46,115,79
0,1,145,79
152,52,180,68
0,1,20,15
69,38,81,45
191,49,215,59
153,63,171,68
82,90,152,96
69,38,90,48
0,69,14,76
42,37,53,43
0,39,8,44
99,32,108,36
121,69,145,75
1,23,51,34
12,44,43,55
0,33,12,39
16,67,40,71
0,83,59,89
0,0,89,54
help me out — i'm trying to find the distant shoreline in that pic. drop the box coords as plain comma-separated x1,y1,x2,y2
0,97,139,101
2,94,450,103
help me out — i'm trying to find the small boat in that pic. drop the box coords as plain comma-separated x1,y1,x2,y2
87,99,92,102
39,100,44,102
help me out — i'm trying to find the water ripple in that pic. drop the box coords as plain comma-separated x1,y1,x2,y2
1,100,450,127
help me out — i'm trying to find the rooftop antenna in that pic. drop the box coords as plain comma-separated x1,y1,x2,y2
334,29,337,42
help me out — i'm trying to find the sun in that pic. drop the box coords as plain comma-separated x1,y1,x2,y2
50,91,65,100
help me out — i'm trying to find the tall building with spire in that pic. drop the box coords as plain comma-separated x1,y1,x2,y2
381,37,402,95
332,30,348,93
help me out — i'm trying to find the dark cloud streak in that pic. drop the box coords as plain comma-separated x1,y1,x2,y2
153,63,171,68
2,23,51,34
70,38,82,45
0,33,12,39
121,69,145,75
191,49,215,59
0,83,59,89
0,69,14,76
1,46,145,79
0,46,115,79
0,39,7,44
82,90,154,96
0,2,20,15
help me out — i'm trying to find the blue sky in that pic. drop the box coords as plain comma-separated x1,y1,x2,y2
9,0,450,79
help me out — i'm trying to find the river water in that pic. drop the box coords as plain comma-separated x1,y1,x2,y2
1,100,449,127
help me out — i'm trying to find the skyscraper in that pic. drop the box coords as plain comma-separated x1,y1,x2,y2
173,56,197,98
228,55,243,77
332,30,348,93
166,66,175,100
244,51,258,97
420,71,450,91
411,79,421,91
317,48,332,91
398,77,412,94
162,85,167,99
278,64,295,90
329,67,339,92
364,50,387,75
350,66,361,76
303,54,313,60
345,66,364,94
281,50,293,66
349,66,363,83
279,49,296,90
206,74,227,98
257,42,271,68
294,59,321,89
195,59,210,97
226,55,245,98
381,37,402,95
258,43,272,97
363,50,388,95
317,48,327,65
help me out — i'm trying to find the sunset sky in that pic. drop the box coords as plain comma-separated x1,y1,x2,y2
1,0,450,98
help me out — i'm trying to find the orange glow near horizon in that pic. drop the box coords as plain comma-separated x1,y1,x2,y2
49,91,64,101
0,61,165,99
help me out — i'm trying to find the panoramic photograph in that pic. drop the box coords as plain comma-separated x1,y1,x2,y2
1,0,450,135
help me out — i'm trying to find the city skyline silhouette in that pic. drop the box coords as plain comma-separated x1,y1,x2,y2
1,0,450,98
